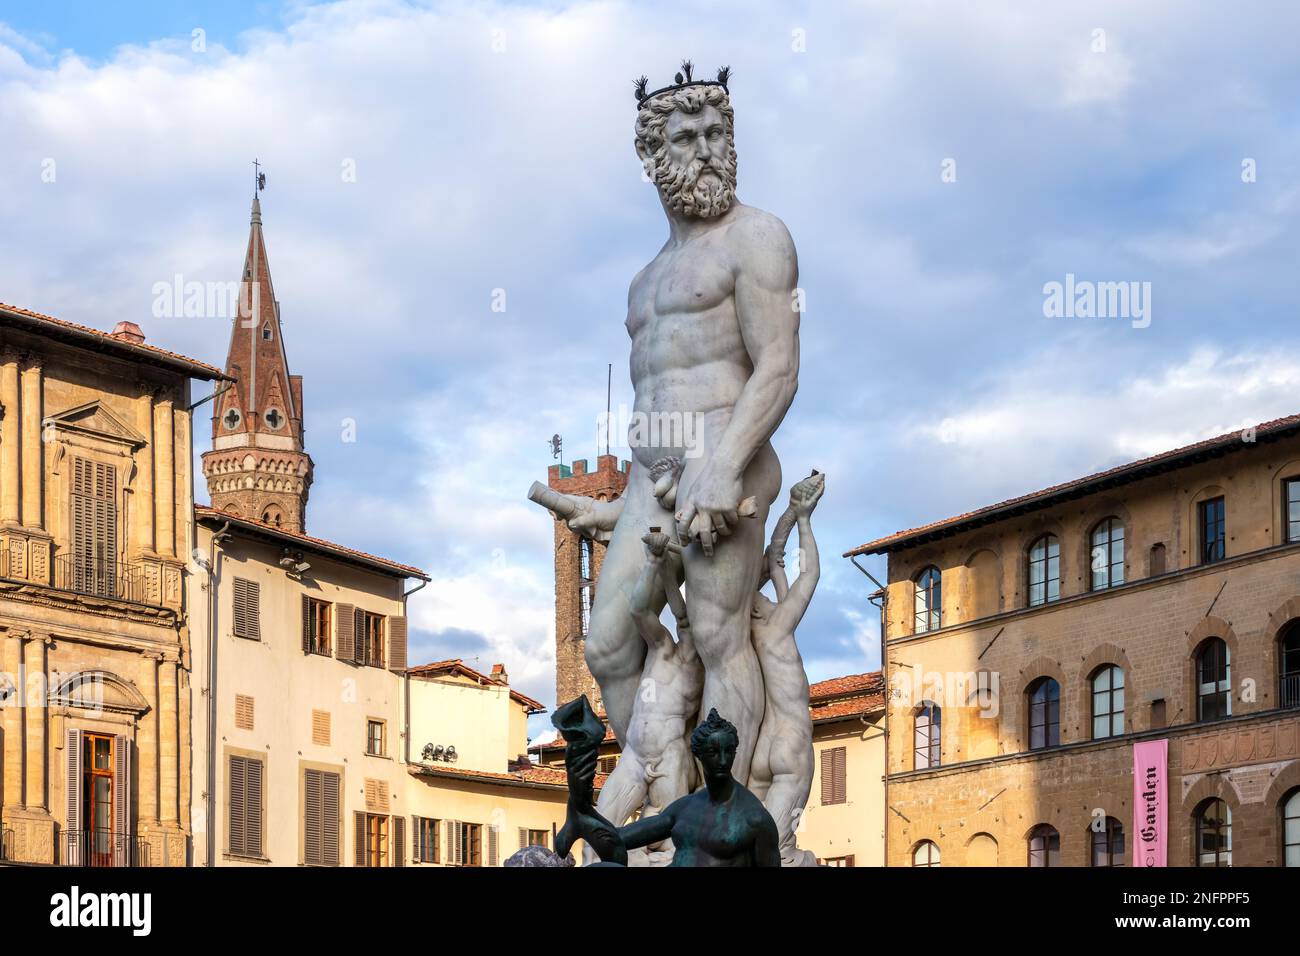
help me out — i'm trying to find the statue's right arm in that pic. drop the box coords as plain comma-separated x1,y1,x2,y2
527,481,624,537
617,807,676,851
770,514,820,636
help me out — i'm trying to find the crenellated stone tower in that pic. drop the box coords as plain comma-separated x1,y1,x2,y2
202,196,313,531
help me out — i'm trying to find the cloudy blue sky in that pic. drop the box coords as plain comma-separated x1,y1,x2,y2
3,1,1299,735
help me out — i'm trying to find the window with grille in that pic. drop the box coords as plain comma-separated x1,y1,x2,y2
367,719,386,757
1199,497,1226,564
228,754,264,859
232,578,261,640
1091,666,1125,739
1090,517,1125,590
69,457,117,597
415,817,441,863
302,768,340,866
914,566,941,633
820,746,847,805
1090,816,1125,867
1028,824,1059,867
1027,534,1060,606
1027,677,1060,750
1196,799,1231,867
579,538,594,638
303,598,332,656
914,702,941,769
1197,639,1231,721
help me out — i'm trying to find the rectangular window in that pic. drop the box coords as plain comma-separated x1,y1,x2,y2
305,598,332,656
524,828,549,849
82,734,115,867
579,539,594,639
819,746,847,805
415,817,441,863
823,855,855,867
232,577,261,640
302,768,340,866
447,821,482,866
228,754,264,859
68,457,118,598
367,719,386,757
1199,497,1226,564
361,611,385,668
1287,479,1300,543
360,813,389,868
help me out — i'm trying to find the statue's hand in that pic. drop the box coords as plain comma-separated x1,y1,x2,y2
789,472,825,517
565,745,599,798
566,496,624,537
675,465,742,557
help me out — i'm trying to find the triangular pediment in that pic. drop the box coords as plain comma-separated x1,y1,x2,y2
48,400,148,448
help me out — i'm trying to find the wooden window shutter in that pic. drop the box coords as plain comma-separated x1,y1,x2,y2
488,824,499,866
235,694,255,731
336,603,355,661
302,595,312,653
246,757,264,856
354,812,367,867
353,607,367,664
232,578,261,640
229,755,247,855
304,768,323,865
322,772,340,865
65,728,84,865
311,709,331,746
412,816,420,862
518,827,528,851
393,815,406,868
388,616,408,674
113,735,133,867
820,747,848,805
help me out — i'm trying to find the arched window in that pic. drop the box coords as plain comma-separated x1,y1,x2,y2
914,566,942,633
1091,665,1125,739
1196,639,1231,721
1027,677,1060,750
1283,789,1300,868
1028,824,1059,867
1090,517,1125,590
1280,623,1300,710
1090,817,1125,867
914,702,941,770
1027,534,1060,607
1196,798,1231,867
912,840,941,867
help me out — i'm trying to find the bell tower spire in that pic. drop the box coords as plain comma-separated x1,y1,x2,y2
201,185,314,532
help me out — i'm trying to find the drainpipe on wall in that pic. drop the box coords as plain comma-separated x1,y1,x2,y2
401,577,428,766
851,554,889,868
204,521,230,867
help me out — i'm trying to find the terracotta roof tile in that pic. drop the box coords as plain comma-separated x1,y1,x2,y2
1,301,228,380
408,762,607,791
196,504,428,579
407,658,545,712
844,412,1300,556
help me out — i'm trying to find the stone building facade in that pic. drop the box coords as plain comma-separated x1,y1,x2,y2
0,302,225,866
847,415,1300,867
201,197,313,533
545,454,628,711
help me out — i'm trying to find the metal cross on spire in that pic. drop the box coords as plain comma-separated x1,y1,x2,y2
253,158,266,196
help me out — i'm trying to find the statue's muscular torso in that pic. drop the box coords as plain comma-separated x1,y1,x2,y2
626,202,786,469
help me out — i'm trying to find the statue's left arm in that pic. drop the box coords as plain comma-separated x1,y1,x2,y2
677,215,799,545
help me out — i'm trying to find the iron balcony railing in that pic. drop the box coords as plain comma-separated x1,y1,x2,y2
53,554,151,604
64,829,150,868
1281,674,1300,710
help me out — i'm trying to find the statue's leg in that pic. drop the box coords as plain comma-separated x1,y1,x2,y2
678,444,780,785
583,472,670,741
762,746,815,864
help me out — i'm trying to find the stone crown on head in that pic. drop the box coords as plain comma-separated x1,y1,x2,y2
635,60,731,106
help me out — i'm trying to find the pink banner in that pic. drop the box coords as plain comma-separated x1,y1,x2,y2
1133,738,1168,867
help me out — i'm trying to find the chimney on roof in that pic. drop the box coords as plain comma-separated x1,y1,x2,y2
490,663,508,684
110,321,145,345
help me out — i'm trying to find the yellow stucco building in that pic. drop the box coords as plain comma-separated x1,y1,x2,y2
0,302,226,866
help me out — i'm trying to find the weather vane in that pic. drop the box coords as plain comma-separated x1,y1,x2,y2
253,158,266,195
549,434,563,460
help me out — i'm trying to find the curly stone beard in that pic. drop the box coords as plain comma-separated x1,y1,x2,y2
651,148,738,219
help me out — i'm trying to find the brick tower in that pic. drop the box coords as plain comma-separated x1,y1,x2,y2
547,454,630,710
202,196,313,531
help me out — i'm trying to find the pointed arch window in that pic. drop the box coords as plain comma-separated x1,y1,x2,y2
1028,534,1060,606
